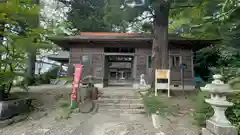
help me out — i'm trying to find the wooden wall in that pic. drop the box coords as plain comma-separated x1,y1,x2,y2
135,48,194,85
70,45,194,86
70,46,104,79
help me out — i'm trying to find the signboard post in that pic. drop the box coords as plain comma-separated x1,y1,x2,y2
70,64,83,109
180,63,187,94
155,69,171,97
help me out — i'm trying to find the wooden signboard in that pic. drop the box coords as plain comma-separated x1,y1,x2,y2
155,69,171,97
156,70,169,79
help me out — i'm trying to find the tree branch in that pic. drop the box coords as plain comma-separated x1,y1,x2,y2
171,5,195,9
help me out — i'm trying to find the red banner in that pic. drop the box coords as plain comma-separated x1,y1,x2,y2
71,64,83,100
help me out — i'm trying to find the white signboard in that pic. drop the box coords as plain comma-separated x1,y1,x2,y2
155,69,171,97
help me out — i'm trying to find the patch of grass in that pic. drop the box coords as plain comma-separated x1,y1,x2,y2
141,89,180,116
55,107,72,121
143,96,178,116
55,99,73,121
192,91,214,126
58,100,70,108
59,76,73,82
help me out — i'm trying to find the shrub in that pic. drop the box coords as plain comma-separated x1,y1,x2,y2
35,66,61,85
226,92,240,134
193,92,214,126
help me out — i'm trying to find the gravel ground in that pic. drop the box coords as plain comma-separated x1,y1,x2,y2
0,86,201,135
71,113,158,135
0,85,93,135
0,112,92,135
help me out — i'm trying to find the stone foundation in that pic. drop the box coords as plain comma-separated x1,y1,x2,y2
0,98,32,120
202,120,238,135
94,83,104,88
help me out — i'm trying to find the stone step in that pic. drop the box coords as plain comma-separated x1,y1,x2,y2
95,99,142,104
100,94,141,99
98,103,144,109
98,108,146,114
99,87,138,91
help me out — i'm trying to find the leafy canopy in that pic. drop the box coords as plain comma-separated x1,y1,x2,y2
0,0,54,96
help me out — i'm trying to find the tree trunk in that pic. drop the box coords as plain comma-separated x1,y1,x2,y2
0,21,5,101
151,1,170,88
0,87,5,101
26,51,36,85
25,0,40,86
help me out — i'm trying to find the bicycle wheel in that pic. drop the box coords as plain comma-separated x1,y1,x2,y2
78,99,95,113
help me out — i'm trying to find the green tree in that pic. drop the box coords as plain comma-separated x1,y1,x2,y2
0,0,52,100
59,0,112,32
103,0,204,88
171,0,240,80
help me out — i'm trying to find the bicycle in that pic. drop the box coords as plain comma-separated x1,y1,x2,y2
77,75,103,113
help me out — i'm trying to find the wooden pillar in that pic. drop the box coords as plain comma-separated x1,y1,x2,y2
133,55,137,83
67,49,74,76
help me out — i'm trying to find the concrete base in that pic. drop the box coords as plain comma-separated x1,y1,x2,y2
94,83,104,88
133,83,139,89
170,85,195,90
202,128,215,135
202,120,238,135
133,84,151,90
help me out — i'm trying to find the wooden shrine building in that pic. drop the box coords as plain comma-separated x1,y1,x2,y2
49,32,218,89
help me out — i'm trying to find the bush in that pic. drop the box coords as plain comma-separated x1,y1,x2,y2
226,92,240,134
35,66,61,85
193,91,240,134
193,92,214,126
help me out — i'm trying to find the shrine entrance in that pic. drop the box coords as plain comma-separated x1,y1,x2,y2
103,47,135,87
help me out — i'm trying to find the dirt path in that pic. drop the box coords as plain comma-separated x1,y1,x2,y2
0,86,200,135
0,85,93,135
155,95,201,135
71,113,158,135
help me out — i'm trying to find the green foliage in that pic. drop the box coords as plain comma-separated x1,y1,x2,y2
193,92,214,126
171,0,240,82
59,76,73,82
193,91,240,134
59,0,112,32
55,99,72,121
52,21,78,36
35,66,60,85
0,0,54,98
226,92,240,134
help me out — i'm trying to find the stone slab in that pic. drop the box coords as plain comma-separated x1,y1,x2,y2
0,98,31,120
205,120,238,135
202,128,215,135
94,83,104,88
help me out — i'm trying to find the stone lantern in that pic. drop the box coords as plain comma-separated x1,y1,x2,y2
200,74,238,135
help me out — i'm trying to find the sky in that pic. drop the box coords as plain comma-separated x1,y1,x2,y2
36,0,69,74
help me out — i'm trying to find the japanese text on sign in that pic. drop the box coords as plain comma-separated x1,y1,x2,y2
156,70,169,79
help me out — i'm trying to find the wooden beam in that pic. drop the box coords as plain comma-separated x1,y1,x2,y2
104,53,135,56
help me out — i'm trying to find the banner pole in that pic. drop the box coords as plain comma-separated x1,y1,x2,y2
70,64,83,109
